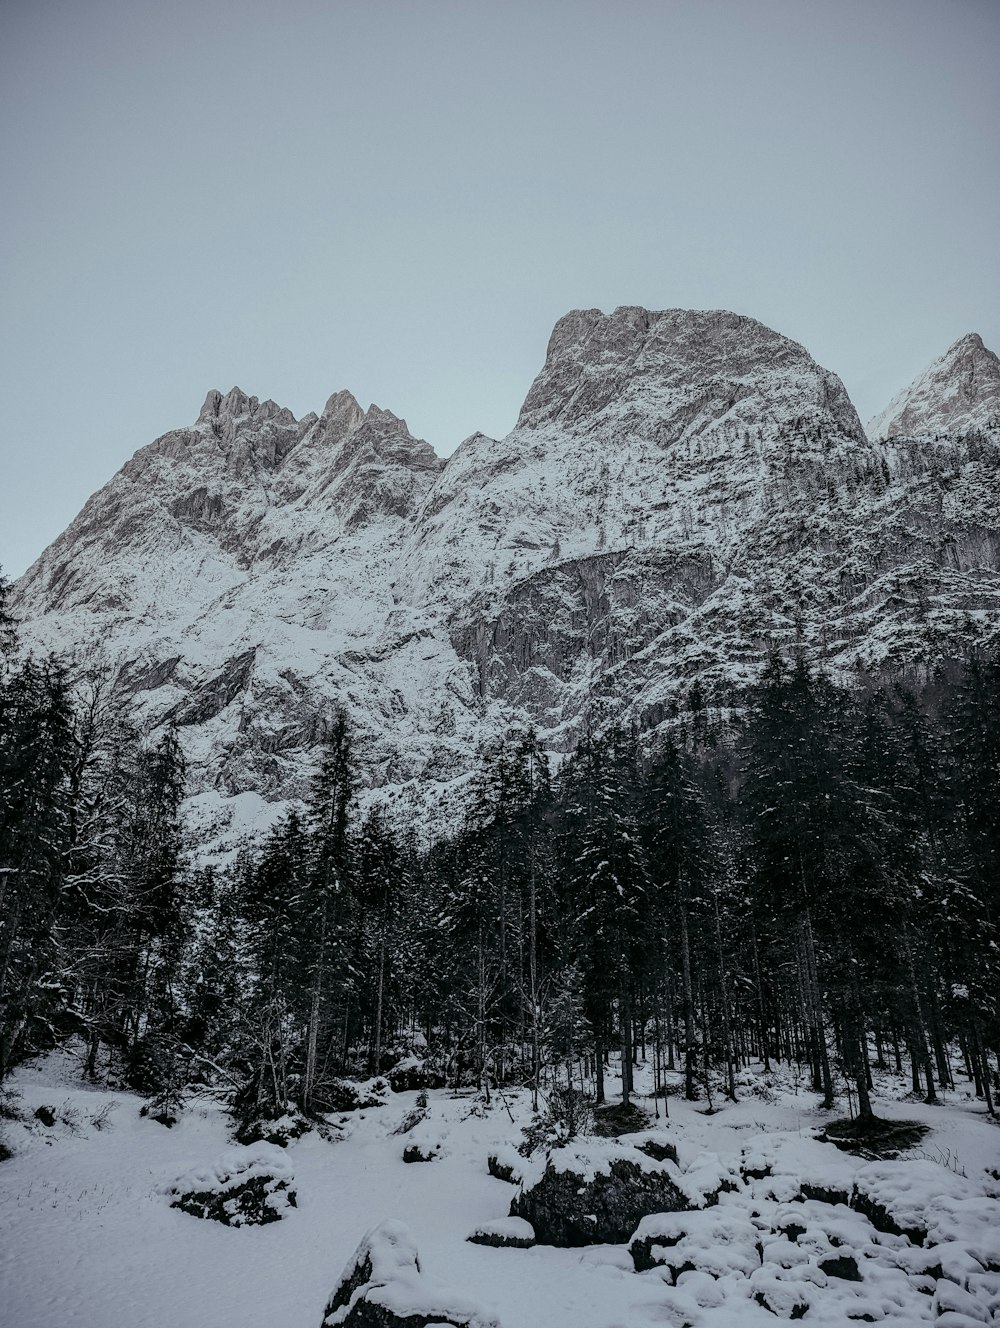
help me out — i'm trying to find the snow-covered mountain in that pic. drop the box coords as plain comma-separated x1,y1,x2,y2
13,309,1000,831
867,333,1000,440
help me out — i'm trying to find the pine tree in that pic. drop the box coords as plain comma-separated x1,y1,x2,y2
301,712,356,1109
118,723,191,1096
0,655,75,1079
234,810,311,1126
559,727,649,1106
355,807,406,1075
642,734,712,1100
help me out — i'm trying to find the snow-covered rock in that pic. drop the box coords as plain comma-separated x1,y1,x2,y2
466,1216,535,1248
851,1156,977,1245
160,1142,296,1225
629,1206,761,1277
510,1139,692,1246
322,1219,500,1328
486,1146,523,1185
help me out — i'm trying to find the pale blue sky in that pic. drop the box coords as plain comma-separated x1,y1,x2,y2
2,0,998,578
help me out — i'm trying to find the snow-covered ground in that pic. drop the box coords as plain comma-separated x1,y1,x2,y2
1,1047,998,1327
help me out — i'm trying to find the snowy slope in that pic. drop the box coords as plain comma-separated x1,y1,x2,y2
3,1045,999,1328
12,310,1000,828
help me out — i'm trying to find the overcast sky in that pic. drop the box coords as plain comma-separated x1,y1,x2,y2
2,0,998,578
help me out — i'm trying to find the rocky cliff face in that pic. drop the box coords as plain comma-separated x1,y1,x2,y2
13,309,1000,836
400,308,867,616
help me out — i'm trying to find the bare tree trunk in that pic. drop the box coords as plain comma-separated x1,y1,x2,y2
370,934,386,1078
750,916,770,1071
801,911,834,1108
303,892,329,1111
529,843,540,1113
903,933,936,1104
711,884,737,1101
678,887,698,1101
620,987,633,1107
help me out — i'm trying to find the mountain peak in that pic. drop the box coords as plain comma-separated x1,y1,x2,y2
198,387,298,428
867,334,1000,440
517,305,864,440
13,307,1000,824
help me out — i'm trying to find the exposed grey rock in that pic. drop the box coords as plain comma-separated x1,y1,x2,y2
510,1146,689,1247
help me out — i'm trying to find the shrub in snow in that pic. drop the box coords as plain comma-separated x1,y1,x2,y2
140,1096,182,1128
31,1099,89,1134
392,1107,427,1136
162,1144,296,1226
466,1217,535,1249
322,1219,500,1328
510,1140,690,1247
517,1084,593,1156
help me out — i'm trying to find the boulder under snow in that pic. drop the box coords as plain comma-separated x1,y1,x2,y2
509,1140,692,1247
322,1219,500,1328
161,1143,296,1226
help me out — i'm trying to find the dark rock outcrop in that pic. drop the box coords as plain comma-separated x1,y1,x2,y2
510,1146,689,1247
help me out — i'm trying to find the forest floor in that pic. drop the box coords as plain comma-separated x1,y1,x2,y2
1,1045,998,1328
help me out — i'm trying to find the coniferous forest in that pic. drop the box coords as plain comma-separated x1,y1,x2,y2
2,568,998,1135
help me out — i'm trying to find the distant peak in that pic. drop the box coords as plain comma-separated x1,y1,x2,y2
365,403,407,428
198,386,249,422
321,389,362,419
520,304,861,438
198,388,223,421
221,386,250,417
867,333,1000,440
198,387,296,427
947,331,984,355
